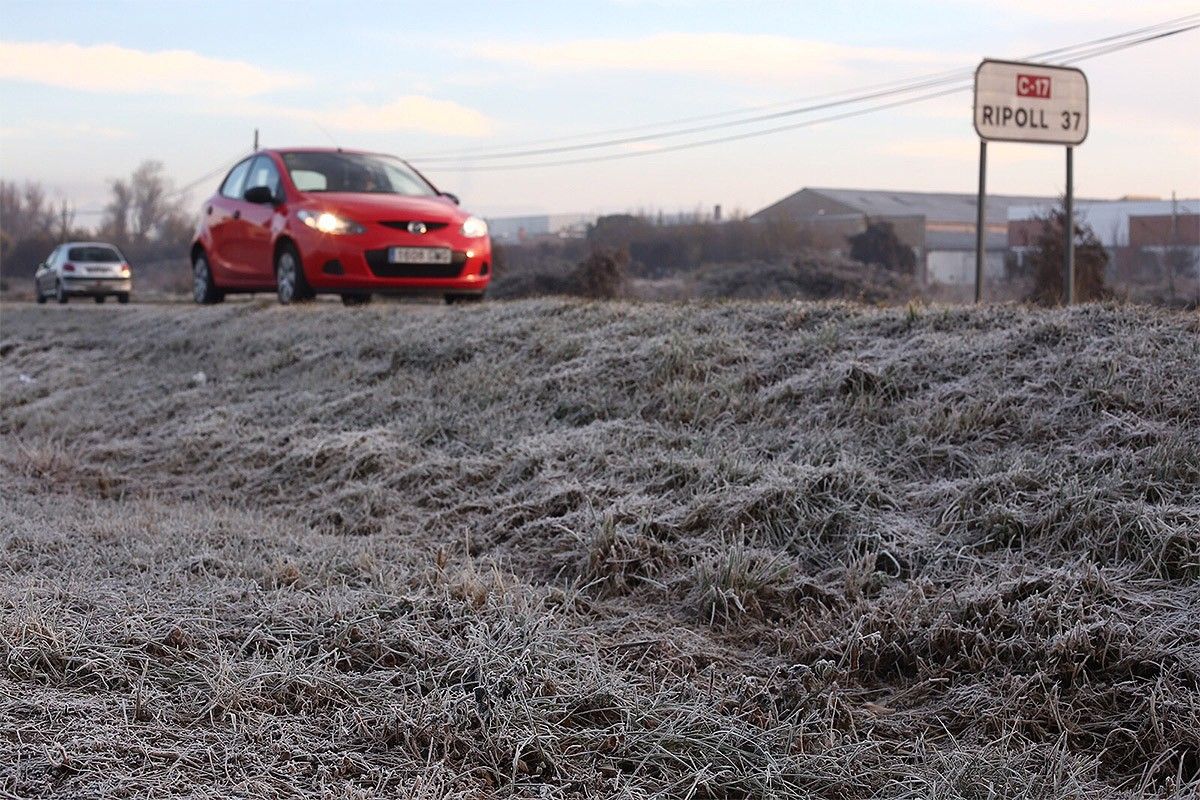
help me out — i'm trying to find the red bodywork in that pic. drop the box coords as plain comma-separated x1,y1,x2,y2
192,148,491,297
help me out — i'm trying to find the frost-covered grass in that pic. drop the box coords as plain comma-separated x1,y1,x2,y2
1,299,1198,798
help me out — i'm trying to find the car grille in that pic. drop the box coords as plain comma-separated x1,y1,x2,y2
364,248,467,278
378,220,450,232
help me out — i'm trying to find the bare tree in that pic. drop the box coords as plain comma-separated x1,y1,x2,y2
102,178,133,242
100,161,183,245
0,179,57,240
131,160,170,241
22,182,51,235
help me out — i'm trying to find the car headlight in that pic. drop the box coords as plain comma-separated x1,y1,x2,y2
298,209,365,235
460,216,488,238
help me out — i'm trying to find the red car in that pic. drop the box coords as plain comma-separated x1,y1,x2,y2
190,148,491,306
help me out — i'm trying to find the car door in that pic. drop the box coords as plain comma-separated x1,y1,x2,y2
205,158,253,284
237,155,284,285
36,247,59,294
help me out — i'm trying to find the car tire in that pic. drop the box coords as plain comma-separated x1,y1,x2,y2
35,282,46,304
56,280,68,304
95,295,106,304
117,293,130,304
341,293,371,306
275,244,313,305
193,253,224,305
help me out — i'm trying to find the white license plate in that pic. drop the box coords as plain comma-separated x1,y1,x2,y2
388,247,452,265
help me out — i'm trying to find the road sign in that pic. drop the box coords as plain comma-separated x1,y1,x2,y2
974,59,1088,145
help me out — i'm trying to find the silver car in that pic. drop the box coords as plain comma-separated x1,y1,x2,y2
35,242,132,304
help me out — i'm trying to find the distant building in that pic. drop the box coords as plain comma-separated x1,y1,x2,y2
750,187,1054,284
486,207,731,244
486,213,595,243
1008,199,1200,283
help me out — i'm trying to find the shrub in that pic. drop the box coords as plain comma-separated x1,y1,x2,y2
689,252,916,303
847,220,917,275
1027,204,1110,305
570,248,629,299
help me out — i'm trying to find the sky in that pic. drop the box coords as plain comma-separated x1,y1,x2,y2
1,0,1197,226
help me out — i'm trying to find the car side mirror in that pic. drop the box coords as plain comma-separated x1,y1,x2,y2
37,262,47,271
243,186,276,205
440,191,460,205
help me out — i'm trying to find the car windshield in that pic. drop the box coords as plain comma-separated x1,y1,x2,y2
68,246,122,262
281,152,436,197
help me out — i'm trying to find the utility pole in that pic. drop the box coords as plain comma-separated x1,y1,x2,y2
59,201,71,243
253,128,259,151
1167,190,1178,301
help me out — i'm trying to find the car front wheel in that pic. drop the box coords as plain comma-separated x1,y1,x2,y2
35,280,46,304
275,245,313,305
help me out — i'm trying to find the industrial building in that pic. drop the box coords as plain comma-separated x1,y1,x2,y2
485,213,594,243
750,187,1053,284
1007,198,1200,284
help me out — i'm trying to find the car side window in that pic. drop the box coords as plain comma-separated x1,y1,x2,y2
245,156,282,200
220,159,253,199
44,247,59,268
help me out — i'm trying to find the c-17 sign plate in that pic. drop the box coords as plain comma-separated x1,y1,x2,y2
974,59,1088,145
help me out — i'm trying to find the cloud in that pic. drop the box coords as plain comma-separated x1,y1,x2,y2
878,136,1049,165
2,121,132,140
951,0,1199,23
0,40,301,97
231,95,495,138
316,96,495,137
474,33,961,85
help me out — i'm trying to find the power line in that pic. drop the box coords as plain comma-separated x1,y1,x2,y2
414,20,1199,173
70,151,248,217
412,16,1200,167
165,153,246,201
408,12,1200,162
421,85,973,172
413,71,974,164
416,20,1197,168
406,67,976,161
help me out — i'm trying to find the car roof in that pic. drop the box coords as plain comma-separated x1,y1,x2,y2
61,241,123,249
264,147,399,159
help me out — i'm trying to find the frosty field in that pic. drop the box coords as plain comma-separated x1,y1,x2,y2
1,299,1198,798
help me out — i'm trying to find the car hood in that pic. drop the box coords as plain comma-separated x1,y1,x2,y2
296,193,466,223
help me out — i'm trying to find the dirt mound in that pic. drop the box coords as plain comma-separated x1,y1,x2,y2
688,253,918,303
2,300,1198,798
493,251,917,304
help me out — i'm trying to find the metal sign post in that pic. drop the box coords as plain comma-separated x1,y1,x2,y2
974,141,987,303
1065,147,1075,304
972,59,1088,304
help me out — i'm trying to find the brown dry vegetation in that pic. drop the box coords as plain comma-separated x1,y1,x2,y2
1,299,1198,799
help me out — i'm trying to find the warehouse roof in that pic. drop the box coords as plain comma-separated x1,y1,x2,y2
752,187,1053,226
